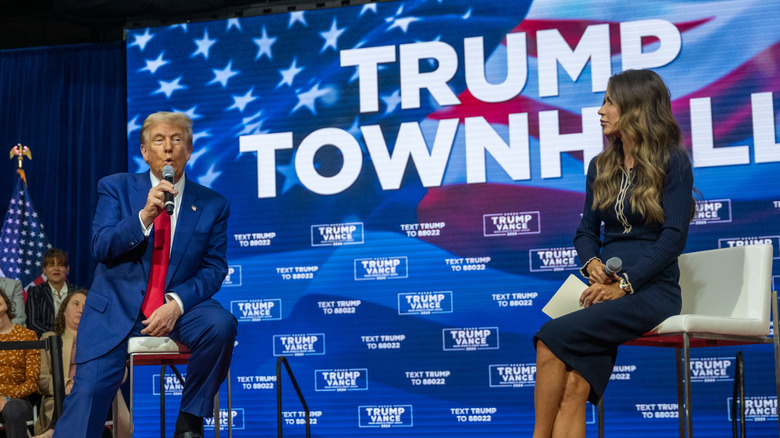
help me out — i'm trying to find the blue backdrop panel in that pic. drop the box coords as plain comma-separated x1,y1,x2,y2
125,0,780,436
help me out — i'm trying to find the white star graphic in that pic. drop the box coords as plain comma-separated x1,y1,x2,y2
171,106,203,120
192,129,212,145
386,16,421,33
139,52,169,74
237,120,265,136
320,18,346,53
129,29,154,51
242,110,263,125
226,18,242,31
293,82,330,115
127,115,142,139
288,11,307,28
154,77,187,98
229,88,258,112
359,4,377,16
133,156,149,173
170,23,188,32
278,58,304,88
253,26,277,60
381,89,401,114
347,117,362,138
209,61,239,87
192,30,217,59
188,148,208,166
197,163,222,188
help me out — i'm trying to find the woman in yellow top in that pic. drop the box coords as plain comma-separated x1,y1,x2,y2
0,285,41,438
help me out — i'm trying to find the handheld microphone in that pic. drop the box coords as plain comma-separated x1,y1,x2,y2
162,165,175,216
604,257,622,276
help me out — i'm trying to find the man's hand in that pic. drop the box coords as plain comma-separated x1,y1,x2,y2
141,301,182,337
139,180,177,228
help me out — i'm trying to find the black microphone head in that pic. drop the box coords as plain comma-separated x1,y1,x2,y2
605,257,622,275
162,165,175,182
162,165,175,215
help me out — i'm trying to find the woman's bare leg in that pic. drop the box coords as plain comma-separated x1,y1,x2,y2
533,341,568,438
551,371,590,438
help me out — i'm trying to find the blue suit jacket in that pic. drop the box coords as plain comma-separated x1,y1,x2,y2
78,171,229,362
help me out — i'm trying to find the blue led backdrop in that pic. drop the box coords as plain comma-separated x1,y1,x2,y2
125,0,780,436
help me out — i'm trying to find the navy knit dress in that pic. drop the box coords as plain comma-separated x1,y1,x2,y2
534,147,694,404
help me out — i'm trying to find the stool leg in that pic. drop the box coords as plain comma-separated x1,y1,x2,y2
112,394,118,438
597,398,604,438
214,390,220,438
130,355,135,436
683,333,693,438
675,348,684,438
227,369,232,438
161,365,167,438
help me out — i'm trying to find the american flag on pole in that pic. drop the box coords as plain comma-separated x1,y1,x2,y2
0,175,51,290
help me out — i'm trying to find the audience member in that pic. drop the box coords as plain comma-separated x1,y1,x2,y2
0,285,41,438
0,277,25,326
34,289,83,437
25,249,79,337
33,289,129,438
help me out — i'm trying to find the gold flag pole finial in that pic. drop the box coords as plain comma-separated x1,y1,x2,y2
9,143,32,186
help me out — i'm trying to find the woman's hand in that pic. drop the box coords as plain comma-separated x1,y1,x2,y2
586,259,618,285
579,282,626,307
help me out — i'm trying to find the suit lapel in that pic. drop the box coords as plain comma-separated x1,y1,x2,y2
166,177,202,285
42,283,54,307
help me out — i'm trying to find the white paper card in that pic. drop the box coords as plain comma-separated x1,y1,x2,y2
542,274,588,318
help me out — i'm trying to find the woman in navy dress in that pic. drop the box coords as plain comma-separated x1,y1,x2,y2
532,69,695,438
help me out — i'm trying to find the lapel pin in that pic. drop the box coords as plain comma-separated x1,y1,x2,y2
192,205,197,212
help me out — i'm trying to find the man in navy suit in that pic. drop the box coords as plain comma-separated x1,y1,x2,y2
53,112,237,438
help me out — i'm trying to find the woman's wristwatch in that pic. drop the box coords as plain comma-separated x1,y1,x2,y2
618,277,633,294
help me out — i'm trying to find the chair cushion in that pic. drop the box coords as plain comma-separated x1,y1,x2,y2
127,336,181,354
651,314,770,337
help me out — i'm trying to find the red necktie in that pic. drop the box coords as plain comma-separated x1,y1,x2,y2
142,212,171,318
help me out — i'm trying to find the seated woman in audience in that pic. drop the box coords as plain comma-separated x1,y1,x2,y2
0,285,41,438
25,249,80,337
34,289,86,437
34,290,129,438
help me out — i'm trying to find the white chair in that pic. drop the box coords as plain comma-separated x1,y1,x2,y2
598,244,779,438
115,336,232,438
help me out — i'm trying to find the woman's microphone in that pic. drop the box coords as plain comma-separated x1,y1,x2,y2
604,257,622,276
